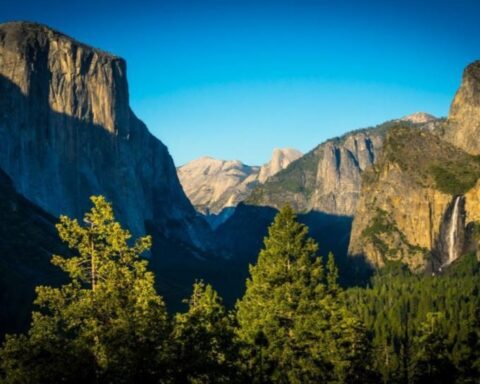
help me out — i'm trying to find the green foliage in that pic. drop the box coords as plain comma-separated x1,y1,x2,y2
172,281,242,383
0,196,171,383
1,196,479,383
326,252,339,295
236,205,375,383
412,312,457,383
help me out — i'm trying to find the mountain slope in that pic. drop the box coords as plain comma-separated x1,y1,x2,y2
246,117,437,216
178,158,260,215
348,125,480,271
0,21,212,252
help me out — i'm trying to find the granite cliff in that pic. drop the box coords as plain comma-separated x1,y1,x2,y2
214,116,438,283
0,22,212,252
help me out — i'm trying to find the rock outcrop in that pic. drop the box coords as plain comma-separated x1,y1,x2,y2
177,148,301,227
247,124,390,215
444,61,480,155
178,158,260,215
246,115,439,217
0,21,211,251
258,148,303,182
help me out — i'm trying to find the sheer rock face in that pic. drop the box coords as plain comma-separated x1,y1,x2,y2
0,22,211,250
309,131,383,215
445,61,480,155
177,148,302,216
247,129,385,216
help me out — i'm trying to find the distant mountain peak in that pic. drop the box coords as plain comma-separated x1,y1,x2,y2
177,148,302,224
400,112,437,124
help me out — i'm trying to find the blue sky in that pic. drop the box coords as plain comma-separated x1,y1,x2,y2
2,0,480,165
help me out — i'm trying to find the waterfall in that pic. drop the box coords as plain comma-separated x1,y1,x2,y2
446,196,462,266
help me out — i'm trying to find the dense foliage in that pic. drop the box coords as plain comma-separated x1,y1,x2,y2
1,198,479,383
346,257,480,383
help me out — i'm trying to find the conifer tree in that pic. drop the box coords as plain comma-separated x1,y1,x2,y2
236,205,373,383
172,281,241,383
0,196,171,383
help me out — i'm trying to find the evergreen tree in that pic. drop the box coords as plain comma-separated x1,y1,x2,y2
172,281,241,383
0,196,171,384
236,205,373,383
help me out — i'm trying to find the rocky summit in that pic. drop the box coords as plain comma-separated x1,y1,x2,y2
400,112,437,124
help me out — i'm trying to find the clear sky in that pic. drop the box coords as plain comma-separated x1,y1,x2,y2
2,0,480,166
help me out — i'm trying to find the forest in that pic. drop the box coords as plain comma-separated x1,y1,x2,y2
0,196,479,383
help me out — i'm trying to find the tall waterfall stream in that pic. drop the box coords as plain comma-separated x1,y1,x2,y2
445,196,462,266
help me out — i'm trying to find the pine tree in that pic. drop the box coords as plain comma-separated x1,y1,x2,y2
172,281,242,383
236,205,373,383
0,196,171,383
